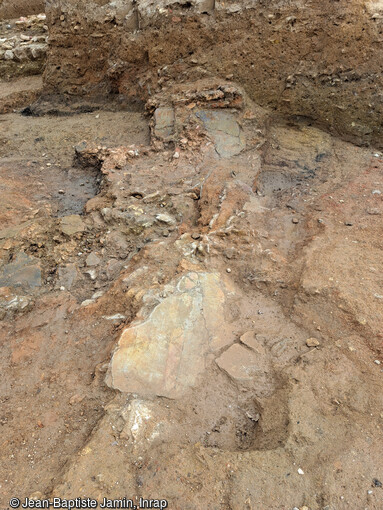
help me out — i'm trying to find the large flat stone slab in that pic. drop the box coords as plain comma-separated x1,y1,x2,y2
106,272,234,399
195,110,246,157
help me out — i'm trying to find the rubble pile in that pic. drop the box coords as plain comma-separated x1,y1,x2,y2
0,13,47,78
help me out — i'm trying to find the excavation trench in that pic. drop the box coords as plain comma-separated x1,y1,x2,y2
1,4,383,509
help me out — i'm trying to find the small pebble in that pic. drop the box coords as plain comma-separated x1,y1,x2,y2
81,299,94,307
173,151,180,159
373,478,382,487
58,189,65,194
374,360,381,365
297,468,304,475
191,233,201,240
372,190,381,195
306,337,320,347
29,492,44,501
4,50,14,60
344,221,353,226
226,268,232,273
60,286,65,291
292,218,299,224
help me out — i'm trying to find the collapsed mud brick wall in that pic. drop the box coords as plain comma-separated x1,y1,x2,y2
44,0,383,147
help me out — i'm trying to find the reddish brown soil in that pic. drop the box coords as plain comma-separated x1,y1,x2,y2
0,77,382,510
0,3,383,508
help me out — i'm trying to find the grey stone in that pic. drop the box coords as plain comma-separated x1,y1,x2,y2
57,263,78,290
13,46,29,62
85,269,97,280
60,215,85,236
195,110,246,157
106,272,234,399
0,221,32,240
138,0,215,22
0,252,42,290
0,294,32,314
216,1,244,12
28,43,47,60
86,252,101,267
105,259,124,279
195,0,215,12
155,213,176,225
4,50,14,60
153,107,175,140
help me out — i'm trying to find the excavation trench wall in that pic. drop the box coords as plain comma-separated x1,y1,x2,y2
44,0,383,147
0,0,45,19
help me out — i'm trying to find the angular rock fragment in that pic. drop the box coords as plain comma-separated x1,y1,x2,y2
216,343,260,383
216,335,275,397
85,252,101,267
60,215,85,236
155,213,176,225
306,337,320,347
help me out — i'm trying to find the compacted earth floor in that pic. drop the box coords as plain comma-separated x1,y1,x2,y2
0,72,382,510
